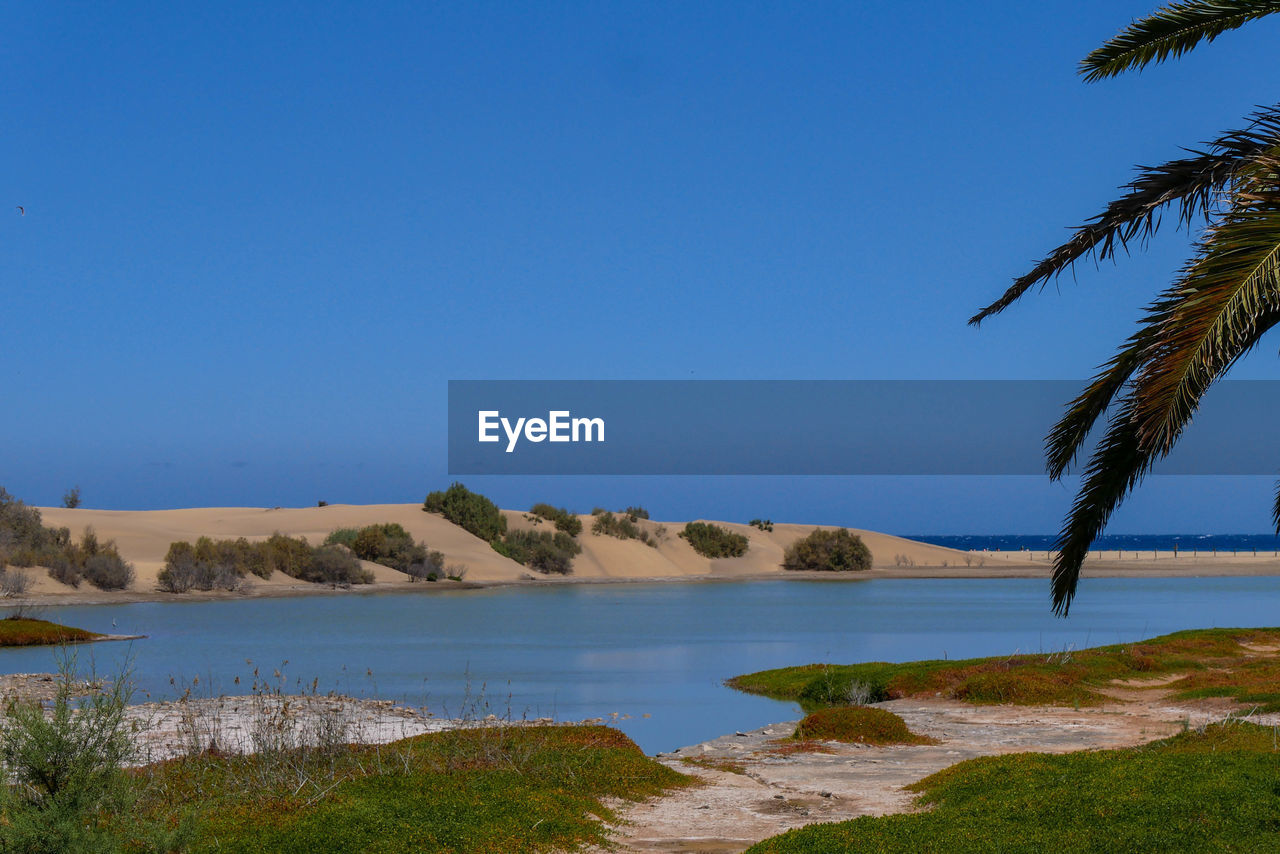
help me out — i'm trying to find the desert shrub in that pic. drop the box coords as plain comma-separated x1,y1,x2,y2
355,523,424,571
160,532,373,592
496,530,582,575
43,529,133,591
749,518,774,532
0,494,133,590
529,503,583,537
157,541,249,593
591,511,662,548
590,507,607,516
308,545,373,588
0,568,32,598
782,528,873,572
0,660,134,853
260,533,315,579
0,489,70,569
405,549,446,582
0,656,184,854
423,483,507,541
623,506,649,521
325,523,434,577
529,502,559,520
46,556,81,588
445,563,468,581
679,522,749,558
193,535,264,578
79,552,133,591
61,486,81,509
263,536,372,585
324,527,359,548
592,511,641,540
156,556,197,594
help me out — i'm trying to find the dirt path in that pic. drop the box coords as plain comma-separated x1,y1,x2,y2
590,696,1219,854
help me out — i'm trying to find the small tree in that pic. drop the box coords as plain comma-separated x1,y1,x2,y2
679,522,749,558
1,657,134,853
310,545,371,588
61,487,81,509
423,483,507,542
782,528,872,572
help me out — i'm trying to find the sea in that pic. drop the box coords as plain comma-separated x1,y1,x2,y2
906,534,1280,553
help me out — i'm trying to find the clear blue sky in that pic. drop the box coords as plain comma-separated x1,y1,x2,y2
5,1,1280,532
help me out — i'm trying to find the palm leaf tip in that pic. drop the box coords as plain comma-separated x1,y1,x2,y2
971,106,1280,324
1080,0,1280,82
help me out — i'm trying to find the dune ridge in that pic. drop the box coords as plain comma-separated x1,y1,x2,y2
14,504,1017,601
19,503,1279,604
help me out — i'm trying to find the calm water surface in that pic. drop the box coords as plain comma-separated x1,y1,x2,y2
4,577,1280,753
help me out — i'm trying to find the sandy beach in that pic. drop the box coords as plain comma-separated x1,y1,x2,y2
0,503,1272,606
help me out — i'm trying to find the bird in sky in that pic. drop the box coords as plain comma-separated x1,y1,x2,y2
15,206,23,216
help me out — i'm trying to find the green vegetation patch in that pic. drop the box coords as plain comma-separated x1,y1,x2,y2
746,721,1280,853
730,627,1280,711
494,529,582,575
136,725,691,854
792,707,936,746
160,533,373,592
0,617,101,646
528,504,583,537
1166,656,1280,712
590,511,664,547
325,523,444,581
423,483,507,542
0,489,134,590
679,522,749,558
782,528,871,572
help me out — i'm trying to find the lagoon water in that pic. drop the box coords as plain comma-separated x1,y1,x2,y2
4,577,1280,754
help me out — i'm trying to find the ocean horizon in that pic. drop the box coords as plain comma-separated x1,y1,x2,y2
907,534,1280,553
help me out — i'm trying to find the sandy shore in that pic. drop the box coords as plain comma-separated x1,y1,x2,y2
2,503,1275,607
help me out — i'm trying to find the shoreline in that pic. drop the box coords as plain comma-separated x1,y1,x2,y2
4,560,1280,609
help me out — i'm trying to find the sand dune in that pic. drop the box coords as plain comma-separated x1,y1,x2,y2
27,502,1266,604
19,503,1014,601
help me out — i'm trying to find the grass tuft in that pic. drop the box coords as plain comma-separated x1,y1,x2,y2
792,706,937,746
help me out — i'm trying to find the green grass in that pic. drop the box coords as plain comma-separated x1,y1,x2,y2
746,720,1280,853
729,627,1280,711
134,725,691,853
0,617,102,646
791,707,936,746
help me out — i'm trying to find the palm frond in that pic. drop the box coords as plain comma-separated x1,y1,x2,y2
1272,478,1280,532
1129,184,1280,455
1045,327,1154,479
971,109,1280,325
1051,400,1150,615
1052,296,1280,614
1080,0,1280,82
